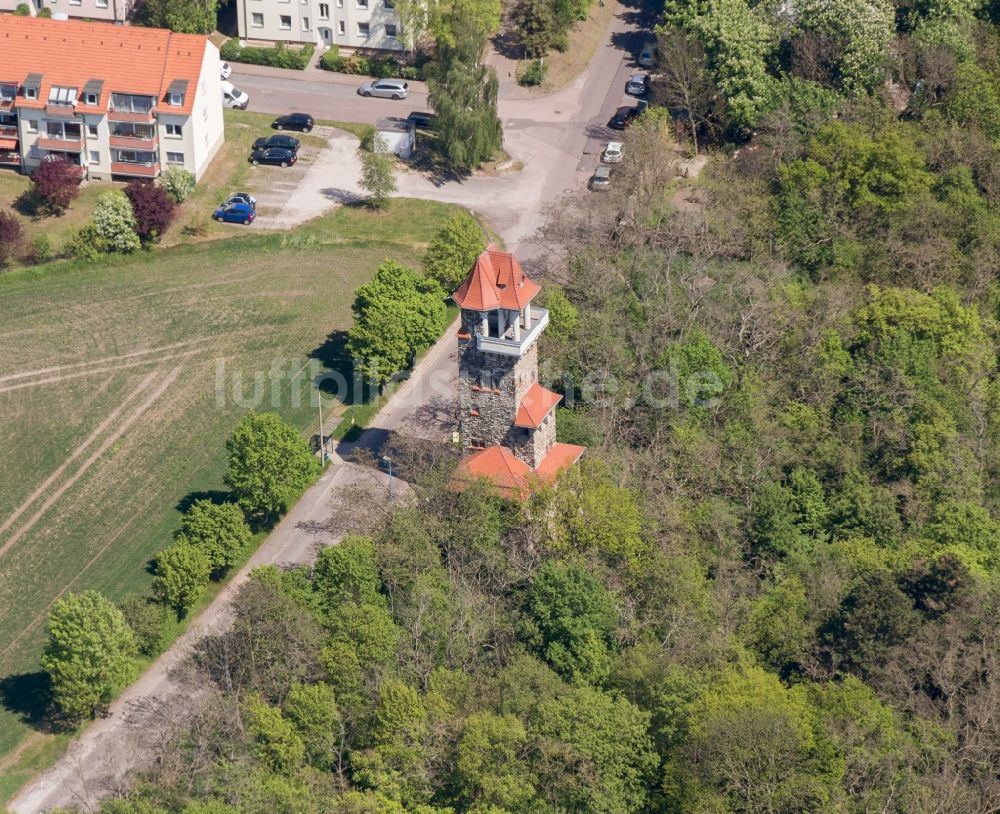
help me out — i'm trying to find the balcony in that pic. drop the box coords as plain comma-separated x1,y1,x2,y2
476,309,549,357
0,150,19,166
0,124,17,138
37,136,83,152
110,134,158,150
111,161,160,177
45,103,77,118
108,108,157,124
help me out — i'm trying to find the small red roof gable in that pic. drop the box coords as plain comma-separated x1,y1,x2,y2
452,245,540,311
535,442,586,479
452,445,533,498
514,383,562,429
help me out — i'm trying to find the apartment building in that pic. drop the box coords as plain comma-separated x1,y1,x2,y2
235,0,404,52
0,0,134,24
0,16,225,182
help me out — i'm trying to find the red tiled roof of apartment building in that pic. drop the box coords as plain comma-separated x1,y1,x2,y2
452,245,541,311
514,383,562,429
0,17,209,115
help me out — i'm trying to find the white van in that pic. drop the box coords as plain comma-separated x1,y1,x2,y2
221,81,249,110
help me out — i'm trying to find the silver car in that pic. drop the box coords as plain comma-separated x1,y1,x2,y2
358,79,410,100
590,165,612,190
626,73,650,96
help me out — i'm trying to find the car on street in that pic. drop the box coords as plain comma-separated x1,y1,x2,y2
638,42,657,67
214,201,256,224
223,192,257,209
220,61,232,79
272,113,314,132
249,146,298,167
590,165,612,190
407,111,435,129
358,79,409,100
221,81,249,110
602,141,624,163
253,134,301,152
608,105,640,130
626,73,650,96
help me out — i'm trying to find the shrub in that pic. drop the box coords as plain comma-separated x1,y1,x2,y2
68,224,108,262
124,180,176,244
0,209,23,265
92,189,141,254
13,3,29,14
220,39,315,70
159,166,196,203
520,59,547,87
27,233,52,264
320,45,347,72
36,6,51,16
31,158,83,216
118,595,172,656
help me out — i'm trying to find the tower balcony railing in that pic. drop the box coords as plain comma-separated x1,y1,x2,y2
476,308,549,357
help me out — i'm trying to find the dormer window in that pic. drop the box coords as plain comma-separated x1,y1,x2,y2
168,92,183,106
24,86,37,100
49,86,77,106
165,79,188,108
85,92,98,105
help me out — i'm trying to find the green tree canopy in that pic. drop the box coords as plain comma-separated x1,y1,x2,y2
40,590,137,721
152,539,212,616
225,412,318,518
176,499,252,572
422,212,486,291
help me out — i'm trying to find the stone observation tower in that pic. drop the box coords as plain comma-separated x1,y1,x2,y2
451,245,584,496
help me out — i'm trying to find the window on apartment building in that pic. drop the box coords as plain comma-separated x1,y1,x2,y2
384,0,394,8
336,0,343,8
337,20,345,33
49,86,77,106
356,0,368,8
302,16,310,28
110,93,154,113
280,14,292,28
166,152,184,164
0,84,16,102
84,92,98,105
116,149,156,164
166,123,183,137
68,0,81,5
24,86,37,100
168,92,183,106
27,119,38,132
251,11,264,25
318,3,329,16
96,0,108,7
29,146,41,160
357,21,369,35
87,124,98,137
89,150,100,164
385,22,397,36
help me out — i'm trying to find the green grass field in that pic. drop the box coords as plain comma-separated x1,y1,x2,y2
0,196,457,798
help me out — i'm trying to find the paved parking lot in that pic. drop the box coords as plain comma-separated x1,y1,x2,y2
239,125,365,230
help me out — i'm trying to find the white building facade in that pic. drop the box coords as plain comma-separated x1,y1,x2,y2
235,0,404,52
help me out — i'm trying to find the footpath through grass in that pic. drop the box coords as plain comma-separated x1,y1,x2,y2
0,197,457,803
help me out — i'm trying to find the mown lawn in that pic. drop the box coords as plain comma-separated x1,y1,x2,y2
0,196,457,802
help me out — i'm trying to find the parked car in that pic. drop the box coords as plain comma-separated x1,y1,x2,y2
223,192,257,208
253,134,301,152
250,146,298,167
590,165,612,190
214,202,256,224
602,141,624,163
221,81,249,110
626,73,650,96
358,79,409,100
608,105,640,130
220,61,232,79
407,111,435,129
638,41,657,67
272,113,314,132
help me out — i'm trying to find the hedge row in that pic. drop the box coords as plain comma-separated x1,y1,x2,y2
319,46,425,81
220,39,316,70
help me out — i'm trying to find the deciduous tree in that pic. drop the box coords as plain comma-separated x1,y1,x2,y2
124,180,176,244
153,539,212,617
30,158,83,215
422,211,486,291
92,189,141,254
40,590,137,721
176,499,252,573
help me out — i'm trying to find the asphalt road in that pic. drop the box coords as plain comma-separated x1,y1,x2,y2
231,71,431,124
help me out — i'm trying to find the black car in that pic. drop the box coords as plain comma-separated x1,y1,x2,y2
406,111,436,130
608,105,640,130
253,134,301,152
250,146,298,167
272,113,314,132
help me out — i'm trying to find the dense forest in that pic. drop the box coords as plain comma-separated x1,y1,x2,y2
61,0,1000,812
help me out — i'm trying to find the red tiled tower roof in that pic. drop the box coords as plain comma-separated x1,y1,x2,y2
452,245,540,311
514,383,562,429
453,446,533,499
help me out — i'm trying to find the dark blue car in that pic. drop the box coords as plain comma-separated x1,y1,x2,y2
214,202,255,225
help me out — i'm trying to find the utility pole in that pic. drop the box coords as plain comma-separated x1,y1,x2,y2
318,395,326,464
